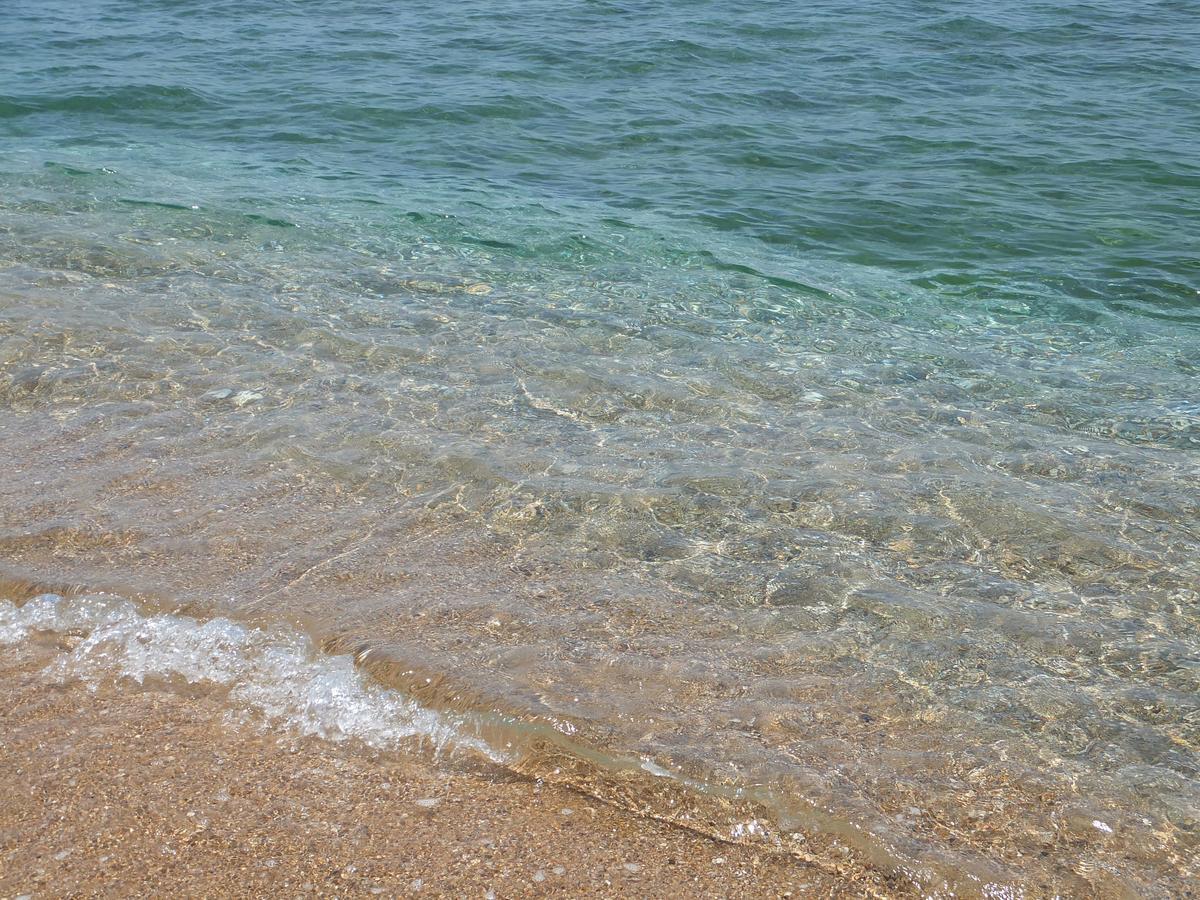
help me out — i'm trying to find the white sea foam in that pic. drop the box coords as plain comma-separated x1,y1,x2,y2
0,594,505,762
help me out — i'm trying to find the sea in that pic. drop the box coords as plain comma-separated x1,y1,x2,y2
1,1,1198,895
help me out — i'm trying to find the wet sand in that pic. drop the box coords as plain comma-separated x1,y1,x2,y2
0,638,854,898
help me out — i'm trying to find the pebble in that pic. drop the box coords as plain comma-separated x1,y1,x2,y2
410,878,424,891
415,797,441,809
622,862,642,873
552,865,566,876
200,388,233,401
532,870,546,883
230,390,265,407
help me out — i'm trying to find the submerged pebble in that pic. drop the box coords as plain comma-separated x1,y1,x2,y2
230,390,265,407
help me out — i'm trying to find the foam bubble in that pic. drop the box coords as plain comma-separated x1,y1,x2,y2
0,594,505,762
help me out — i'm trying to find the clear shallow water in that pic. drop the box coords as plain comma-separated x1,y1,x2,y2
1,0,1199,895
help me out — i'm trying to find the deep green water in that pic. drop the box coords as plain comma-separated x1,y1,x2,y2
2,1,1199,895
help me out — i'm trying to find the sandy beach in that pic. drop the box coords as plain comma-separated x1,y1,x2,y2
0,630,862,899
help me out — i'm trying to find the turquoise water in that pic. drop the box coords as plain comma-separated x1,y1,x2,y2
2,1,1199,895
4,0,1198,320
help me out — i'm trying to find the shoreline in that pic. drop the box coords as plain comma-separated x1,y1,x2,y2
2,255,1194,897
0,635,850,898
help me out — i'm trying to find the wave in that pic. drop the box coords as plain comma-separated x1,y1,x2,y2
0,85,220,120
0,592,502,762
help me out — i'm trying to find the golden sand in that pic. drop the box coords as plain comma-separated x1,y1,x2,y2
0,638,848,898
